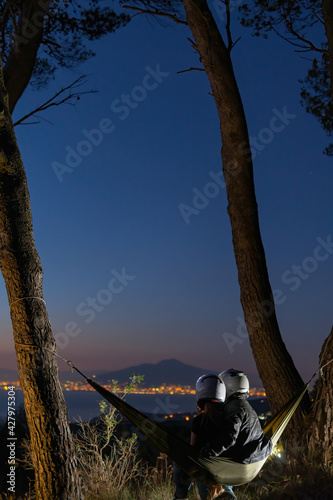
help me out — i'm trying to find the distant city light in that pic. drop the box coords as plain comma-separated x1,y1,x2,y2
0,379,266,401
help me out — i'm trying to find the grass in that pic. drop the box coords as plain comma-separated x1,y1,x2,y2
234,456,333,500
79,451,333,500
2,458,333,500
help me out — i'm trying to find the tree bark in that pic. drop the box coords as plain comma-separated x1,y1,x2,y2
3,0,52,113
0,63,80,498
322,0,333,101
181,0,310,431
308,327,333,463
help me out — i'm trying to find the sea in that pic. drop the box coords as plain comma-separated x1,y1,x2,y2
0,388,269,423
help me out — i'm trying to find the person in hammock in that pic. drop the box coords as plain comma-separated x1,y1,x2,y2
211,369,272,465
173,373,232,500
173,370,272,500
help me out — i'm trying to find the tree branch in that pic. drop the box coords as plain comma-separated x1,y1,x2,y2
123,5,187,25
271,24,323,53
13,76,97,126
7,0,18,34
0,3,10,56
177,66,205,74
322,0,333,101
225,0,233,52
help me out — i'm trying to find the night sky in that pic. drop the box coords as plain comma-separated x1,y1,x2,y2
0,4,332,387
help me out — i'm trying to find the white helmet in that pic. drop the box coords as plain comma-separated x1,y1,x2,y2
219,369,250,399
195,374,226,407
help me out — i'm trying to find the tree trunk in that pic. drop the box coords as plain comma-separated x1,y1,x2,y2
308,327,333,463
3,0,52,113
322,0,333,101
0,63,80,498
181,0,310,432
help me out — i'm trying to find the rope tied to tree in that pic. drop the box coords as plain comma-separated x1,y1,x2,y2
43,347,87,378
9,296,46,308
308,357,333,385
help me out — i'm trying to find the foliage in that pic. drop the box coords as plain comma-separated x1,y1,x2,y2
239,0,322,40
0,0,130,89
300,52,333,155
239,0,333,154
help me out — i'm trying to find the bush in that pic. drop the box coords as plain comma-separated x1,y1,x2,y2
75,400,145,498
74,375,148,499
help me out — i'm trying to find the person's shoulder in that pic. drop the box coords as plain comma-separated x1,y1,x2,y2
223,398,240,415
240,398,257,410
192,412,210,433
236,398,260,420
192,412,205,428
224,397,249,415
193,412,205,423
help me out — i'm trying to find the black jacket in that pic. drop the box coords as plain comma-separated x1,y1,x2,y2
192,397,272,464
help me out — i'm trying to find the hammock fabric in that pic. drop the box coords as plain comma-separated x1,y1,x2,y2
86,378,309,486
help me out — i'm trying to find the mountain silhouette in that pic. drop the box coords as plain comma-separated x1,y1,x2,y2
0,359,262,388
95,359,211,387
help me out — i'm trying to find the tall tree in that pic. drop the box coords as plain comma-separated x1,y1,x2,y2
238,0,333,459
0,54,80,499
180,0,310,431
307,327,333,461
0,1,129,497
123,0,332,456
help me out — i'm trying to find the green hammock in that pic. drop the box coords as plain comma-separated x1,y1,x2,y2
86,378,309,486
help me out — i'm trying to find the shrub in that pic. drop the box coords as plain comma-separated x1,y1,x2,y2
74,375,147,499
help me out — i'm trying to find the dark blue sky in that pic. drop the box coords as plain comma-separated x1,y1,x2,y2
0,4,332,387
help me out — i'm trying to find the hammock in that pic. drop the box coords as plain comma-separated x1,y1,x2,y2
86,378,309,486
